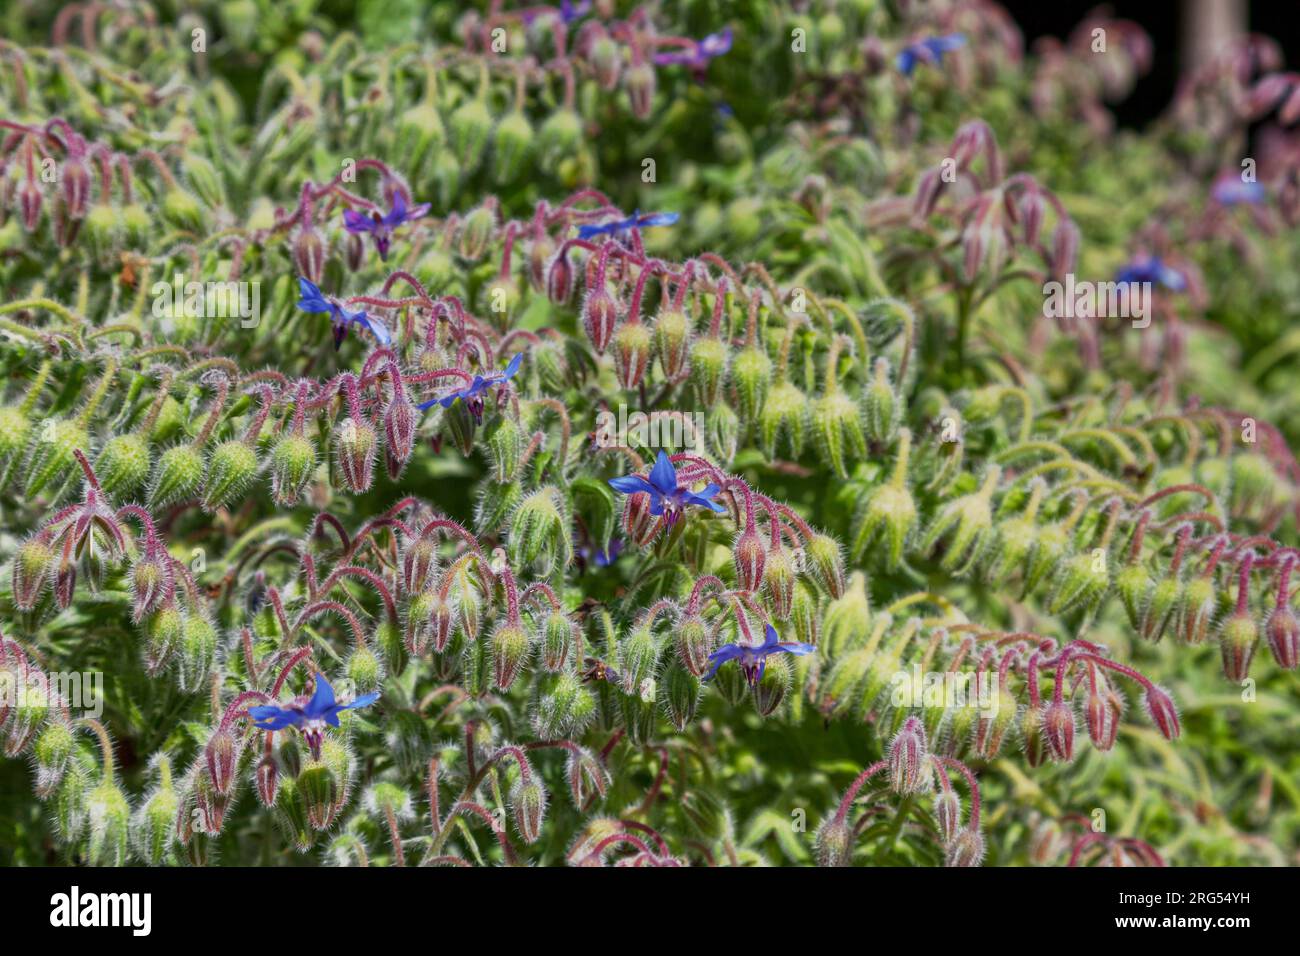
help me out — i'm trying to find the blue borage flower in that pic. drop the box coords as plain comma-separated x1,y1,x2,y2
297,277,392,350
416,352,524,423
577,210,680,240
653,27,734,68
703,623,815,685
1115,253,1187,292
1212,174,1266,207
896,34,966,76
248,674,379,758
342,193,430,261
608,450,726,528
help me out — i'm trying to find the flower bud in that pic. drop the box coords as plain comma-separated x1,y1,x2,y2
162,188,205,232
591,33,623,89
85,780,131,865
1020,704,1047,767
1047,551,1109,617
538,109,583,171
1266,603,1300,670
143,606,184,674
149,444,205,507
1140,576,1182,642
764,545,797,620
654,308,691,379
753,653,792,716
1043,700,1076,763
863,357,899,445
346,646,382,693
889,717,930,794
581,285,619,353
546,250,574,305
270,434,316,505
625,61,656,119
1143,685,1181,740
299,760,341,832
815,816,854,867
83,202,120,263
618,624,660,696
1179,575,1217,645
1085,687,1122,751
383,395,417,480
24,419,89,497
13,535,54,610
814,389,868,480
945,828,985,867
675,613,714,675
508,487,571,573
934,787,962,843
1116,562,1154,630
663,663,701,730
619,689,658,745
176,614,218,693
485,415,523,483
761,380,808,458
853,480,916,572
394,102,446,177
565,747,610,806
689,336,729,406
540,611,576,671
206,728,239,796
32,721,75,798
133,780,179,865
335,416,377,493
613,320,653,389
491,620,531,690
475,478,521,536
730,347,773,428
450,97,494,172
733,525,767,592
255,755,279,808
974,680,1017,759
805,533,846,599
1219,610,1259,682
511,777,547,844
922,467,1000,575
95,433,150,499
534,672,596,738
707,402,740,465
493,110,534,183
203,439,258,512
458,203,495,260
19,177,42,231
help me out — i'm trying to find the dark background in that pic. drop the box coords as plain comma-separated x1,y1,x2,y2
1000,0,1300,127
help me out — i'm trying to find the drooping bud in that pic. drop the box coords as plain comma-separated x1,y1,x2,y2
581,285,619,353
805,533,846,599
537,109,583,171
490,619,531,690
815,816,854,867
733,524,767,592
95,433,150,499
546,249,574,305
1266,603,1300,670
508,487,572,574
1179,575,1217,645
663,663,701,730
1047,551,1109,617
1219,612,1259,682
689,336,729,406
764,545,797,621
133,776,179,865
540,611,576,671
450,96,494,172
24,419,90,498
205,729,239,796
13,534,55,610
149,444,205,508
511,777,547,844
298,759,341,832
485,415,523,483
1143,685,1181,740
143,606,184,674
84,780,131,866
613,320,653,389
493,110,535,183
675,613,713,676
458,203,496,260
944,828,985,867
255,755,279,808
32,721,75,798
617,625,660,696
176,614,219,692
653,308,691,379
921,466,1000,575
624,61,656,119
270,434,316,506
863,357,899,445
707,403,740,465
752,653,791,716
533,672,596,738
162,187,205,232
335,416,377,493
1042,700,1076,763
1020,704,1047,767
383,394,417,480
203,440,258,512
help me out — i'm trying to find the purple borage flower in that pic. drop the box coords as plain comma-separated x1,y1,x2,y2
417,353,524,423
248,674,379,759
1115,253,1187,292
653,27,734,68
342,193,430,261
1212,174,1266,207
577,210,680,240
608,450,726,528
704,623,815,685
297,277,392,350
896,33,966,76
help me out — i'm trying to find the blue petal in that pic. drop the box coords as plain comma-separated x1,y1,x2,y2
896,50,916,75
352,311,391,347
577,222,615,240
636,212,679,229
343,691,381,711
648,450,678,497
304,675,337,719
774,642,816,656
702,643,744,681
762,623,782,649
609,474,656,496
1158,265,1186,291
501,352,524,380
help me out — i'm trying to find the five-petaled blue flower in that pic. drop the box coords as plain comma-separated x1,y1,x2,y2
297,277,392,350
608,450,726,528
1212,174,1266,207
896,34,966,76
342,193,430,261
653,27,734,68
703,623,815,685
1115,253,1186,292
416,353,524,423
248,674,380,758
577,210,680,240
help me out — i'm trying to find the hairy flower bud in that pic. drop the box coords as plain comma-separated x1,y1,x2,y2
889,717,930,794
150,444,205,508
625,62,656,119
450,97,494,172
85,780,131,866
753,653,792,716
491,620,531,690
24,419,89,498
1179,575,1217,645
805,532,846,599
663,663,701,730
1020,704,1047,767
764,544,797,620
730,345,772,425
13,535,54,610
1266,603,1300,670
863,357,899,445
1219,610,1259,682
177,614,218,692
335,416,377,493
1047,551,1109,617
508,487,571,574
934,787,962,843
493,110,535,183
206,729,239,796
653,308,691,379
675,613,714,676
689,336,729,406
534,672,596,738
581,285,619,353
815,815,854,867
203,439,258,512
144,606,184,674
458,204,495,260
613,320,653,388
922,467,1000,575
618,624,660,696
486,415,523,483
546,250,574,305
761,380,808,458
383,395,417,480
270,434,316,506
511,777,547,844
1043,700,1076,763
95,433,150,499
733,525,767,592
945,828,985,867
